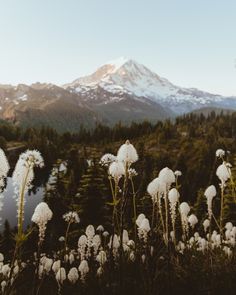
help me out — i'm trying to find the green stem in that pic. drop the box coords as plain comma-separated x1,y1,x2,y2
130,178,137,245
164,190,169,246
18,167,30,238
219,184,224,235
64,221,71,254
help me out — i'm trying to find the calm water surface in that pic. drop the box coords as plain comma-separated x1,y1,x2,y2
0,177,44,230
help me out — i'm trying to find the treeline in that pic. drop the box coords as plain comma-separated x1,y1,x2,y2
1,110,236,147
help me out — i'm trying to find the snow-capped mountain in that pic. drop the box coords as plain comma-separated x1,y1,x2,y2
65,57,236,114
0,57,235,132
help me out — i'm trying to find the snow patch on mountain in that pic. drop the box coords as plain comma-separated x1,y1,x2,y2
64,57,236,114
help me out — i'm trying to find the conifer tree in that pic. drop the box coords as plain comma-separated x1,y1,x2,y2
74,158,110,227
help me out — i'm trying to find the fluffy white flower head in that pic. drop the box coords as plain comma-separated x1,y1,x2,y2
179,202,190,216
168,188,180,204
67,267,79,284
174,170,182,177
32,202,53,242
0,149,9,182
203,219,210,232
117,140,138,165
204,185,217,199
216,163,231,184
63,211,80,224
158,167,175,187
32,202,53,225
216,149,225,158
109,161,125,181
100,153,116,166
147,177,166,201
188,214,198,228
136,213,146,227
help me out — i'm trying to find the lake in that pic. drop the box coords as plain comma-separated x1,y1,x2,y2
0,177,44,231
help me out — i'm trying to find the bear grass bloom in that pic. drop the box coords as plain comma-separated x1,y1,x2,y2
168,188,180,235
63,211,80,224
56,267,66,284
216,163,231,185
158,167,175,189
188,214,198,229
136,214,150,243
216,149,225,159
13,150,44,237
147,177,166,203
0,148,9,190
117,140,138,165
32,202,53,243
67,267,79,284
100,153,117,166
78,260,89,282
180,202,190,239
204,185,216,219
108,161,125,182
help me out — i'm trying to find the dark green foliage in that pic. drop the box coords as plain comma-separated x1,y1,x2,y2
75,159,111,227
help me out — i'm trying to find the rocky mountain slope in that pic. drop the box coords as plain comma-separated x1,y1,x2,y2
0,58,235,132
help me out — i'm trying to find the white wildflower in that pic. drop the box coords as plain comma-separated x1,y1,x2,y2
63,211,80,224
168,188,180,236
136,213,146,228
109,234,120,257
137,217,150,243
128,168,138,178
158,167,175,189
0,148,9,189
179,202,190,239
100,153,116,166
174,170,182,177
96,225,104,232
109,161,125,182
1,264,10,277
216,149,225,158
102,231,109,238
44,258,53,273
117,140,138,166
225,222,233,231
188,214,198,229
203,219,210,232
68,267,79,284
147,177,165,203
52,260,61,273
56,267,66,284
204,185,216,218
216,163,231,185
96,250,107,266
1,281,6,293
32,202,53,243
78,260,89,282
13,150,44,227
92,234,101,255
78,235,87,260
69,253,74,264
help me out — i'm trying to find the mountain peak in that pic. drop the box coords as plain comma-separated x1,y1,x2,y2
103,56,130,71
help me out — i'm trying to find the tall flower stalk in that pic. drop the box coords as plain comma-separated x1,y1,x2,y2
216,161,231,233
12,150,44,240
63,211,80,253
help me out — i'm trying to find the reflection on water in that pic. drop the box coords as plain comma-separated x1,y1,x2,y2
0,177,44,231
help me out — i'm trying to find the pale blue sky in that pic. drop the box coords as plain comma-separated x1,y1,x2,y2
0,0,236,96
